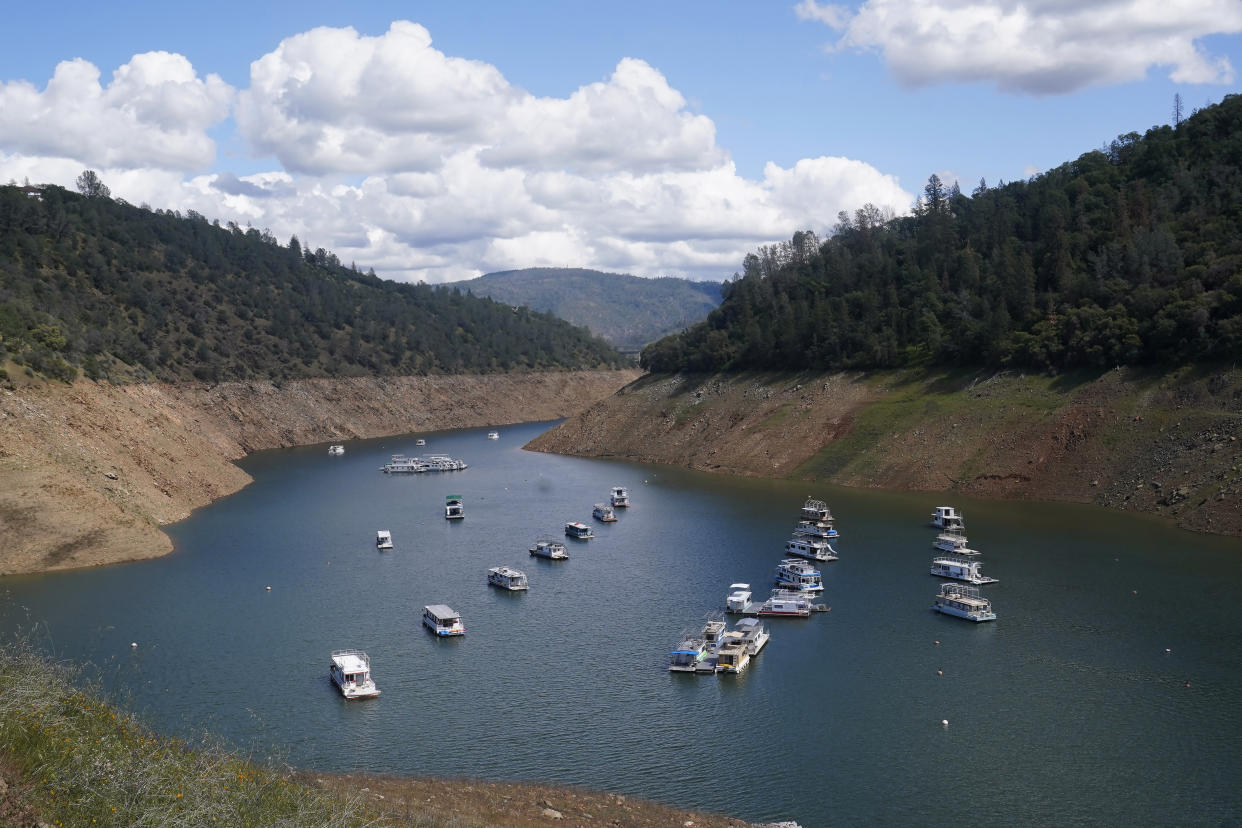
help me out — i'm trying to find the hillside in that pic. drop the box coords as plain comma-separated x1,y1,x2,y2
446,267,722,350
526,366,1242,536
642,95,1242,375
0,187,625,384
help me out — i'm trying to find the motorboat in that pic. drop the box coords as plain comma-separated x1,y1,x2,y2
487,431,499,440
592,503,617,522
328,444,344,455
445,495,465,520
487,566,529,591
930,556,997,585
565,521,594,539
329,650,380,699
932,583,996,622
423,604,466,636
529,539,569,559
415,438,426,446
774,558,824,592
376,530,393,550
610,486,629,507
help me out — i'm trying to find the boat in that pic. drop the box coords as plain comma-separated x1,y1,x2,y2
423,604,466,636
529,539,569,559
932,583,996,622
328,444,344,455
794,519,837,540
774,558,824,592
933,529,980,556
784,535,838,562
610,486,629,507
487,566,529,591
714,631,750,674
376,530,393,550
800,497,834,523
445,495,465,520
757,591,813,617
592,503,617,522
930,555,997,585
329,650,380,699
668,635,709,672
381,454,423,473
487,431,499,440
424,454,468,471
725,583,752,613
415,438,426,446
931,505,966,531
797,498,838,538
733,617,770,656
564,521,594,539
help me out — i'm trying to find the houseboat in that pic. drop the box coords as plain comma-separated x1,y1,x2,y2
415,438,426,446
794,519,838,540
376,530,393,550
488,566,529,591
931,505,966,531
930,556,997,585
714,631,750,674
801,497,834,524
784,535,838,562
733,617,770,656
487,431,499,440
669,636,709,672
933,529,980,556
529,539,569,559
425,455,468,471
328,444,344,455
700,615,728,649
610,486,629,507
565,521,594,539
592,503,617,522
774,558,824,592
725,583,752,613
757,591,813,617
381,454,423,473
329,650,380,699
932,583,996,622
445,495,465,520
423,604,466,636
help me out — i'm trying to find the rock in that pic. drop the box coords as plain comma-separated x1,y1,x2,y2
542,807,564,819
104,471,117,480
0,776,7,793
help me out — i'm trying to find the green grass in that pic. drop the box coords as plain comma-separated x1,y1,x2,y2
0,644,385,827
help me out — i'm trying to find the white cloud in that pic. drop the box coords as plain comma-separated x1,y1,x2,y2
0,52,232,170
800,0,1242,94
1,21,916,283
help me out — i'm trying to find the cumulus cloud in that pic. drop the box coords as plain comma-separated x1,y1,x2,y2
799,0,1242,94
0,52,232,170
1,21,916,283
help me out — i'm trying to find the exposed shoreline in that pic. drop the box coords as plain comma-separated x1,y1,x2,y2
0,369,640,576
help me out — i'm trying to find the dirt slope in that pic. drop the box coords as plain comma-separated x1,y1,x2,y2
527,367,1242,537
0,369,639,575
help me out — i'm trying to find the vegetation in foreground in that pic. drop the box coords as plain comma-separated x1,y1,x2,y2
643,94,1242,375
0,644,754,827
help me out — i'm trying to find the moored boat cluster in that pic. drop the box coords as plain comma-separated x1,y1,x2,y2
928,506,999,622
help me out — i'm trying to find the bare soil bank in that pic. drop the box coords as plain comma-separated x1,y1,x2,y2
527,367,1242,537
0,370,639,575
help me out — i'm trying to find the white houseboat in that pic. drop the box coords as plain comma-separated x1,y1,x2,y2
798,498,839,538
329,650,380,699
714,631,750,674
415,438,426,446
328,444,345,455
381,454,423,473
785,535,838,562
774,558,824,592
725,583,752,613
376,530,393,550
668,636,709,672
487,431,499,440
592,503,617,522
758,592,814,617
933,529,980,556
931,505,966,531
733,617,770,656
932,583,996,622
445,495,465,520
610,486,629,507
488,566,529,591
930,556,997,585
565,521,595,539
529,539,569,559
794,519,838,540
423,604,466,636
425,455,468,471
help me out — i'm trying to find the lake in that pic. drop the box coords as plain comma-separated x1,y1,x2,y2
3,420,1241,826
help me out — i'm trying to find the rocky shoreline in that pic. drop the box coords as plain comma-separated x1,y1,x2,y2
0,369,640,575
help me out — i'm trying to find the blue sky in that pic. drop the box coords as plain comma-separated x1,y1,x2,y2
2,1,1239,282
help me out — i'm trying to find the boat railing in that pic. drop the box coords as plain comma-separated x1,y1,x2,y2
938,583,982,599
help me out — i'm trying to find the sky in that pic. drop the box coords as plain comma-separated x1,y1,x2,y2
2,1,1240,283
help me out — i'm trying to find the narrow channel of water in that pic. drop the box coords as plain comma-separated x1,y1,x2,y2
3,420,1240,826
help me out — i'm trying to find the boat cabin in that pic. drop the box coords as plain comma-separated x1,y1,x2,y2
445,495,465,520
376,530,393,549
565,521,594,539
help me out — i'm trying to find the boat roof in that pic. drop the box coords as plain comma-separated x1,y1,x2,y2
729,583,751,590
566,521,588,528
490,566,526,577
331,650,369,672
735,617,761,630
424,604,459,618
377,530,391,536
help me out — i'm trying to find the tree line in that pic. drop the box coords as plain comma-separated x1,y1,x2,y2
642,94,1242,374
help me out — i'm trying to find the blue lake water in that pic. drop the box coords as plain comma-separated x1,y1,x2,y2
3,420,1242,826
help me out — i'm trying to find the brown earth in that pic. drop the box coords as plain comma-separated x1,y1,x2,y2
0,369,640,575
527,366,1242,537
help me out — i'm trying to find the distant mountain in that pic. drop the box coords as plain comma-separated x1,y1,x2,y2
447,268,723,351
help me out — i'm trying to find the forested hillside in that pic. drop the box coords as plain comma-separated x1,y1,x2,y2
642,95,1242,373
448,268,722,350
0,186,625,383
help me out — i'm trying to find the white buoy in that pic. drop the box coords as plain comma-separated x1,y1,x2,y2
1165,648,1171,653
130,642,137,648
265,586,272,591
937,669,943,676
941,719,949,727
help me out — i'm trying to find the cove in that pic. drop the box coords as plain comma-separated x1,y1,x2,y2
3,420,1241,826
